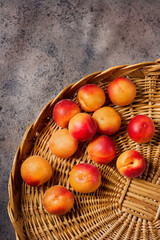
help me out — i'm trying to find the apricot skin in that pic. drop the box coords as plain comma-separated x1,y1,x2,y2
68,113,97,142
49,129,78,158
21,156,52,187
53,99,81,128
69,163,101,193
88,135,116,164
128,115,155,143
92,106,121,135
42,185,74,215
116,150,146,178
77,84,106,112
108,77,136,106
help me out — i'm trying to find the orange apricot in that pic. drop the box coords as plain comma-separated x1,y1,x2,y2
77,84,106,112
108,77,136,106
49,129,78,158
117,150,146,178
92,106,121,135
21,156,52,187
42,185,74,215
69,163,101,193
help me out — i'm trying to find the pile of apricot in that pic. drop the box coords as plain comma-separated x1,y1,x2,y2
21,77,155,215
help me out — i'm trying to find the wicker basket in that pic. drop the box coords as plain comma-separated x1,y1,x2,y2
8,59,160,240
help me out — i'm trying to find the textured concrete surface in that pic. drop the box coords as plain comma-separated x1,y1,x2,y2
0,0,160,239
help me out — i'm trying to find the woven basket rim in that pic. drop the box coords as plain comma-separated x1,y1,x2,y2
8,59,160,240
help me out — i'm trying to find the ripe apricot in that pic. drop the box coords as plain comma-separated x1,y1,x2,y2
128,115,155,143
92,106,121,135
117,150,146,178
49,129,78,158
68,113,97,142
53,99,81,128
77,84,106,112
42,185,74,215
108,77,136,106
69,163,101,193
88,135,116,164
21,156,52,187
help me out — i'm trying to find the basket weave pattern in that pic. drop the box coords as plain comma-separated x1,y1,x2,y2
8,60,160,240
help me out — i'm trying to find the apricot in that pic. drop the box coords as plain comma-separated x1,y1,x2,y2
77,84,106,112
92,106,121,135
108,77,136,106
68,113,97,142
53,99,81,128
88,135,116,164
49,129,78,158
116,150,146,178
42,185,74,215
21,156,52,187
128,115,155,144
69,163,101,193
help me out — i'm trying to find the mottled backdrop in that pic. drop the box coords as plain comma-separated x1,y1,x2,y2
0,0,160,239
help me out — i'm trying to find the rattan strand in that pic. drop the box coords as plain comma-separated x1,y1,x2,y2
8,59,160,239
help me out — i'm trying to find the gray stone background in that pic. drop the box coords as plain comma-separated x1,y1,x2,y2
0,0,160,239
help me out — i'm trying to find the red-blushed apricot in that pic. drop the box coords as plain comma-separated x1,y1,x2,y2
92,106,121,135
69,163,101,193
128,115,155,144
108,77,136,106
77,84,106,112
42,185,74,215
53,99,81,128
21,156,52,187
116,150,146,178
49,129,78,158
88,135,116,164
68,113,97,142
